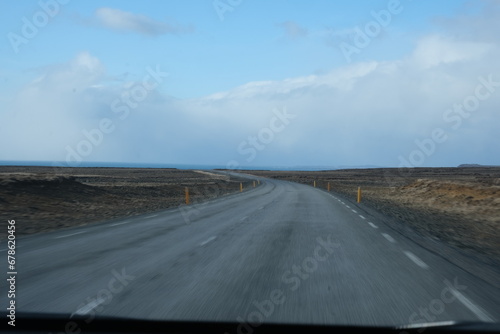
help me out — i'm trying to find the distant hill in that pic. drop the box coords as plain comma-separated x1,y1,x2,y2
458,164,500,167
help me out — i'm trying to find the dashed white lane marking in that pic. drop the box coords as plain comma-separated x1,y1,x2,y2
55,231,85,239
351,209,357,213
72,298,106,316
447,284,495,322
258,206,264,210
346,205,351,209
111,220,131,226
382,233,395,243
240,216,249,221
368,222,378,229
359,215,366,220
145,214,158,218
404,251,429,269
200,236,217,246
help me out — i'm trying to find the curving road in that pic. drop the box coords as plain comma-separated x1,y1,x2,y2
3,172,499,327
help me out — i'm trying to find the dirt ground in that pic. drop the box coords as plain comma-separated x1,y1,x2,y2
243,167,500,276
0,166,251,238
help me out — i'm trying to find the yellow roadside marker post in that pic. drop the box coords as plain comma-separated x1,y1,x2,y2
357,187,362,203
185,187,190,205
240,183,243,192
314,180,316,188
253,181,256,188
327,182,330,192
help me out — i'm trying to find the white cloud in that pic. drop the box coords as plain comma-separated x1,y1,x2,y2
0,52,108,160
94,7,193,36
412,34,493,69
205,62,378,101
31,51,106,91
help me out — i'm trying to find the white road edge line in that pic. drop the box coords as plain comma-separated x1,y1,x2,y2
145,214,158,218
382,233,396,243
111,221,131,226
359,215,365,220
368,222,378,229
200,236,217,246
72,298,106,316
448,284,495,322
404,251,429,269
405,321,456,329
55,231,85,239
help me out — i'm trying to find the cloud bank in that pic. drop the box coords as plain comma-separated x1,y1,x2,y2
1,3,499,168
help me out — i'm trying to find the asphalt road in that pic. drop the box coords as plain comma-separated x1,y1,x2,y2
2,173,499,327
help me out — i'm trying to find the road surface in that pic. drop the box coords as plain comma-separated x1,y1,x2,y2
2,173,499,327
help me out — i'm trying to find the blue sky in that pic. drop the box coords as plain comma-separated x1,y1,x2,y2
1,0,499,168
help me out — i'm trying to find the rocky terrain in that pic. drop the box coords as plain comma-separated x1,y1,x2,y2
0,166,251,238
